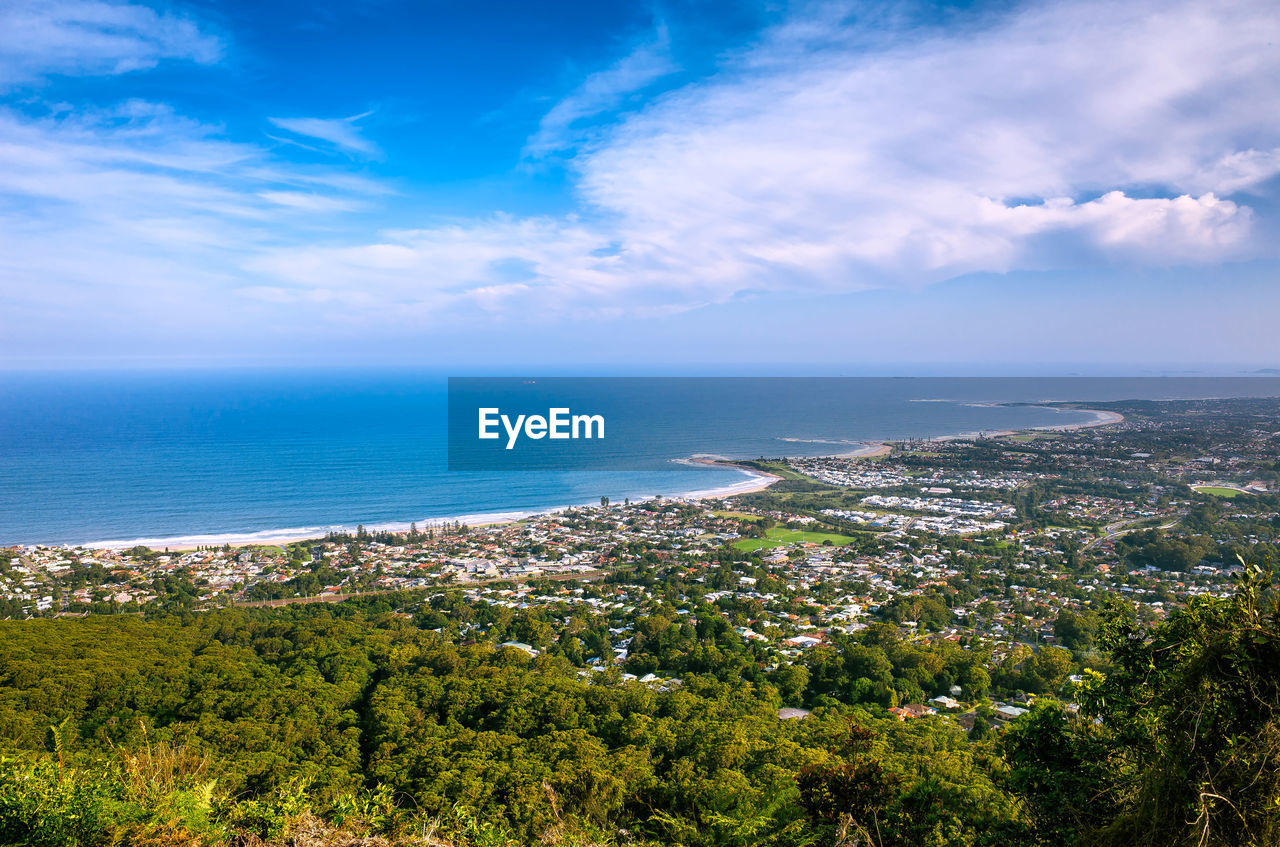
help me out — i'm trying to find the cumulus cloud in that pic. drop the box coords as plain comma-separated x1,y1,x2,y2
5,0,1280,344
572,0,1279,287
0,0,221,86
248,0,1280,320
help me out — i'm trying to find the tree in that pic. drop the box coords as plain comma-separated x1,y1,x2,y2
1029,646,1072,693
959,665,991,700
1053,608,1098,653
1006,562,1280,847
767,663,809,706
1003,702,1112,843
796,725,900,844
1077,564,1280,847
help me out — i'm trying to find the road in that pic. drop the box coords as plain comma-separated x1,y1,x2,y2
1085,513,1185,549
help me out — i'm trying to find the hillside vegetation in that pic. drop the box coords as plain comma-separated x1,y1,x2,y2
0,568,1276,847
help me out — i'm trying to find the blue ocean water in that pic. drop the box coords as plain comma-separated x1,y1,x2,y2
2,372,1279,547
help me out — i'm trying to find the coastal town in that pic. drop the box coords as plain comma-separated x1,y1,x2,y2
3,396,1278,730
6,2,1279,839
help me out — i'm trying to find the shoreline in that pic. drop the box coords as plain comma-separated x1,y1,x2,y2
924,407,1124,442
680,457,784,497
40,410,1118,552
834,442,892,458
1028,407,1124,432
75,463,787,551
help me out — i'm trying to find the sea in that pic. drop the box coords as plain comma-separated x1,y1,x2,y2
2,372,1279,548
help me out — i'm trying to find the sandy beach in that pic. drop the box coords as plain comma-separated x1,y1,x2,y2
83,464,785,550
926,407,1124,442
82,507,580,551
680,457,783,498
834,442,892,458
77,411,1116,551
1032,408,1125,431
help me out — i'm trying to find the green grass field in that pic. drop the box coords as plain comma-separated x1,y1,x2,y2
1193,485,1244,498
735,460,812,481
733,526,857,552
713,510,761,520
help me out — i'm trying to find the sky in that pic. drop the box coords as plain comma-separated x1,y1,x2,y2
1,0,1279,372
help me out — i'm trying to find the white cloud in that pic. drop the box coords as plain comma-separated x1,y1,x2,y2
242,216,627,323
5,0,1280,349
247,0,1280,321
257,190,360,213
523,27,677,159
0,0,221,86
268,112,379,156
0,2,392,349
572,0,1280,289
0,102,382,337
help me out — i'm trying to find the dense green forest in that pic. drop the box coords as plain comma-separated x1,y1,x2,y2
0,567,1276,846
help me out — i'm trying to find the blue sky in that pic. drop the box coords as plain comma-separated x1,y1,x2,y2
2,0,1279,371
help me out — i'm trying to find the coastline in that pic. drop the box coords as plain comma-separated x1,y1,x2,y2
1034,407,1124,431
54,410,1118,552
680,457,783,497
925,407,1123,442
834,442,892,458
79,462,786,551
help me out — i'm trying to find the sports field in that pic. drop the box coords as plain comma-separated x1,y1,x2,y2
1192,485,1244,498
733,526,857,552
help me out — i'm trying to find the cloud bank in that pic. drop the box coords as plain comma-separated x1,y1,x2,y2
2,0,1280,347
253,0,1280,319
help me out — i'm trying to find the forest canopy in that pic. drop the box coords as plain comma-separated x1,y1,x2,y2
0,568,1276,847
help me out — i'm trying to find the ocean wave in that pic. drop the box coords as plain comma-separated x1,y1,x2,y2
777,436,861,445
78,467,771,550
